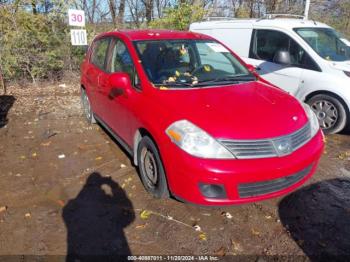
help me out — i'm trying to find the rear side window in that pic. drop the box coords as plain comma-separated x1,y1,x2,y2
91,38,110,70
250,29,320,71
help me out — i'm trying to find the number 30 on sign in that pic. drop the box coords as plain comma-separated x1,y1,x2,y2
70,29,87,46
68,9,85,27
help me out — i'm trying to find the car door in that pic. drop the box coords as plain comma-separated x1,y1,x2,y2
246,29,305,95
101,37,141,145
88,37,111,117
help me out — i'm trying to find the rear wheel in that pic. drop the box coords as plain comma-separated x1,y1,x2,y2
137,136,169,198
81,88,96,124
307,94,347,134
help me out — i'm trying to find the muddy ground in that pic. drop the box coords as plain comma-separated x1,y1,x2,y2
0,81,350,261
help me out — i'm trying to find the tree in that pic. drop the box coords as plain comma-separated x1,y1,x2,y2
117,0,126,25
142,0,154,23
149,2,206,30
0,4,69,83
108,0,117,25
127,0,145,27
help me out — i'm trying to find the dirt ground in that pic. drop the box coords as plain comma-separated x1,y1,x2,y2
0,80,350,261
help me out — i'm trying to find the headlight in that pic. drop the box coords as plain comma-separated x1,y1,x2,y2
166,120,235,159
302,102,320,137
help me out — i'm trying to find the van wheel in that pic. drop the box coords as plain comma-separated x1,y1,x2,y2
137,136,169,198
81,88,96,124
307,94,347,134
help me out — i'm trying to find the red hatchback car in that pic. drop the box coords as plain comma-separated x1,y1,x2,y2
80,29,324,206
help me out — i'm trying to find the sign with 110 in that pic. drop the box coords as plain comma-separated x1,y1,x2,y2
70,29,87,45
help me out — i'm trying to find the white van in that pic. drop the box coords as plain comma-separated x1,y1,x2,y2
190,17,350,134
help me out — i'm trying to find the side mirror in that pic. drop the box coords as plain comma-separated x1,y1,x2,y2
108,72,131,99
273,50,292,65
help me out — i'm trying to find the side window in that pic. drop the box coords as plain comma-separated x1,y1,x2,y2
91,38,110,70
250,30,320,71
110,39,141,89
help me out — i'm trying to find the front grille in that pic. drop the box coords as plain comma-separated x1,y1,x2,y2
219,122,311,159
290,122,312,149
219,140,277,159
238,164,313,198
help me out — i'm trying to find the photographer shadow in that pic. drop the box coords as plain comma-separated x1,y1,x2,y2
63,172,135,261
278,178,350,261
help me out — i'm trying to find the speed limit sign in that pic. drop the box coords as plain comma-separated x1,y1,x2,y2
70,29,87,45
68,9,85,27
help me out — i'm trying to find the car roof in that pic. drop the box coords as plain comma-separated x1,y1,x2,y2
190,18,332,31
98,29,214,41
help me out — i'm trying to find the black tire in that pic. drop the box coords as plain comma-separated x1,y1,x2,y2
81,88,96,124
137,136,169,198
307,93,347,134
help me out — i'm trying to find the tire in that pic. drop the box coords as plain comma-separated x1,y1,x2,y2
137,136,169,198
307,94,347,134
81,88,96,124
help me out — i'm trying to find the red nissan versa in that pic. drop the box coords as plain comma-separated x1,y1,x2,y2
80,29,324,206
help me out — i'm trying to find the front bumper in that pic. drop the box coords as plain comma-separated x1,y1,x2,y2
162,130,324,206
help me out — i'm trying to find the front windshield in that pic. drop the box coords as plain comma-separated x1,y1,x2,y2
134,39,254,88
294,27,350,62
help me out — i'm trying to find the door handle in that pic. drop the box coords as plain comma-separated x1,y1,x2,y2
255,66,262,71
108,87,125,99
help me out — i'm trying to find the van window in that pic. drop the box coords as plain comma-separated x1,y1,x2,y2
294,27,350,62
91,38,110,70
250,29,320,71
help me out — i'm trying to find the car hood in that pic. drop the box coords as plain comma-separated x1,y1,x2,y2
155,81,308,140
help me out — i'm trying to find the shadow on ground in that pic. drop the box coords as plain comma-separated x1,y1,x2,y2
63,172,135,261
0,95,15,128
340,127,350,136
279,179,350,261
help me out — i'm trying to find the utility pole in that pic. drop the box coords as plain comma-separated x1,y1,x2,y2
304,0,310,20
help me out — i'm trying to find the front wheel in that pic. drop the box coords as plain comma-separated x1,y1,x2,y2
307,94,347,134
137,136,169,199
81,88,96,124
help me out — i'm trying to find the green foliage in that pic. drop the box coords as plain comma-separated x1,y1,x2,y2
235,7,250,18
149,3,206,31
0,6,85,82
311,2,350,39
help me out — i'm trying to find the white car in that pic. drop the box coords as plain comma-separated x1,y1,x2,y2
190,17,350,134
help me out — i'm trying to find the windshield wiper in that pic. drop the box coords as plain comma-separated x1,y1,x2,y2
153,75,256,88
193,75,256,86
154,82,194,88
